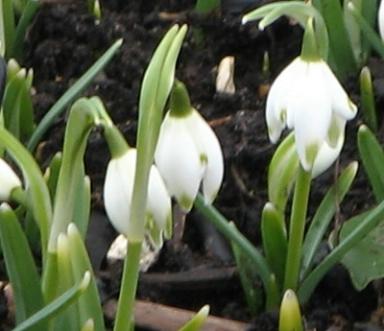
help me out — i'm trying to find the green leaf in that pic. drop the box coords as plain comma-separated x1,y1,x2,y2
301,162,358,276
67,224,105,331
130,24,187,242
73,176,91,238
261,203,287,288
53,233,80,331
195,0,220,14
11,0,40,61
0,204,45,330
27,39,123,151
44,152,63,199
0,126,52,258
360,67,377,132
314,0,357,78
13,272,91,331
299,200,384,303
360,0,378,60
1,0,15,58
231,240,264,314
179,305,209,331
268,133,299,212
48,97,100,252
358,125,384,202
347,2,384,59
340,210,384,290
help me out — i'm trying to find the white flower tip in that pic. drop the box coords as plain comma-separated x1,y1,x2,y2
80,271,91,291
258,22,265,31
0,203,10,211
241,16,248,25
347,2,355,10
348,99,357,115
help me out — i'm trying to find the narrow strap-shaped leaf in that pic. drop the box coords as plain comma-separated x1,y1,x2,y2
11,0,40,61
231,240,264,314
358,125,384,201
268,133,299,212
73,176,91,238
314,0,357,79
48,97,100,252
360,67,377,132
2,71,24,138
67,224,105,331
299,200,384,303
18,80,35,141
53,233,80,331
14,272,91,331
301,161,358,276
0,127,52,258
360,0,378,59
2,0,15,58
347,2,384,58
0,204,45,330
261,203,287,288
27,39,123,151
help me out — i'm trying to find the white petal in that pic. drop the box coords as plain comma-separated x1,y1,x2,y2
155,113,203,211
266,58,304,142
147,164,172,231
0,158,22,201
379,0,384,41
320,61,357,120
104,150,136,235
292,66,332,171
185,110,224,204
312,130,344,178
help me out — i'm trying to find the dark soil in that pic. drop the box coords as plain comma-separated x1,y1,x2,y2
7,0,384,330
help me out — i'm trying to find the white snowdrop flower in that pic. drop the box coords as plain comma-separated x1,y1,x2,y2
155,80,224,211
0,158,21,200
266,57,357,172
379,0,384,41
104,148,172,246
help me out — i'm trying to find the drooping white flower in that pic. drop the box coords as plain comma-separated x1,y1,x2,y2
0,158,21,200
379,0,384,41
104,148,172,246
155,81,224,211
266,57,357,172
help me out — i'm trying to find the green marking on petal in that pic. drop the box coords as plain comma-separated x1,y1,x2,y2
327,120,340,148
200,153,208,165
178,194,194,212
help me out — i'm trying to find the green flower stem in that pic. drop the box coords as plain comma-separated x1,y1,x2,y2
283,165,312,291
194,194,277,307
113,241,142,331
298,199,384,303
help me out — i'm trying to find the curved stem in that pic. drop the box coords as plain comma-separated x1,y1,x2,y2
283,165,312,291
194,194,277,306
